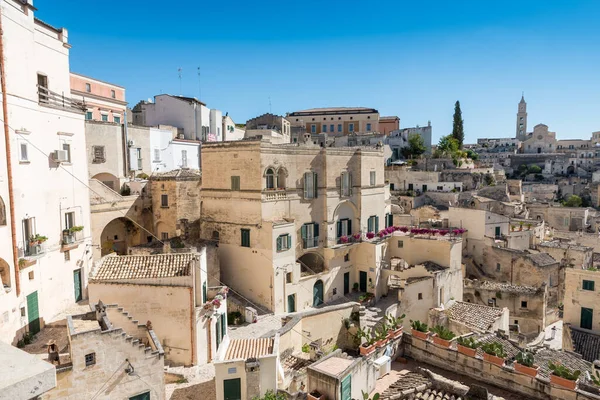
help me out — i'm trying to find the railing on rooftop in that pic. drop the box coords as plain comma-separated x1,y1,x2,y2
38,85,87,113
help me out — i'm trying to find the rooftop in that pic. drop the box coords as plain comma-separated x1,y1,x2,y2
150,168,201,181
380,116,400,121
465,279,542,295
446,301,505,332
0,341,56,398
526,252,559,267
535,347,592,379
288,107,378,116
224,338,274,361
539,240,593,252
310,355,355,376
91,253,196,281
568,325,600,363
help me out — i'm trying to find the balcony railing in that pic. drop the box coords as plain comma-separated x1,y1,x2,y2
25,243,45,257
336,235,362,245
264,189,287,201
37,85,87,113
302,237,319,249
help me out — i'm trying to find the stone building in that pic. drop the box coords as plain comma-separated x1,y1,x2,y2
88,250,226,366
38,303,165,400
148,169,201,240
527,203,589,231
521,124,557,154
428,300,509,335
0,341,56,399
564,268,600,332
245,113,291,143
537,240,593,269
516,95,528,141
199,137,390,313
378,115,400,135
463,279,548,336
287,107,379,135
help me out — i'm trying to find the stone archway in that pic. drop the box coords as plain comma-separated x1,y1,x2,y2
92,172,120,192
0,257,11,290
100,217,129,256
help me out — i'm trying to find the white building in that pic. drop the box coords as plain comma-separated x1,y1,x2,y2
0,0,93,344
223,114,245,141
132,94,223,142
149,127,200,173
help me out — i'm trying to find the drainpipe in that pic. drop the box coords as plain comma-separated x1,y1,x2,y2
123,110,130,179
0,11,21,296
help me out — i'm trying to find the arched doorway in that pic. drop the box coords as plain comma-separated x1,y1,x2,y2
297,252,325,276
100,218,129,256
0,195,6,226
92,172,120,192
313,280,324,307
0,257,11,290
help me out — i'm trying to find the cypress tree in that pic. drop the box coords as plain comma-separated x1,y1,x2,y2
452,100,464,148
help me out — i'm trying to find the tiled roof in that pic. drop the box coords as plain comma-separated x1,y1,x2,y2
422,261,448,272
446,302,505,332
467,279,541,295
526,252,558,267
539,241,592,252
534,348,592,379
281,354,313,376
91,253,195,280
150,169,201,180
569,325,600,363
474,333,520,359
406,276,433,284
224,338,274,360
289,107,378,116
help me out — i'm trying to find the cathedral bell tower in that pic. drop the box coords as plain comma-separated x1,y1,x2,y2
516,94,527,141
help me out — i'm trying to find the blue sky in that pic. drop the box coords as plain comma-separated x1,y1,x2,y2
38,0,600,144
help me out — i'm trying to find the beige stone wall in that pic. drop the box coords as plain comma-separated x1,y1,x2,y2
44,329,164,400
150,178,201,239
564,269,600,331
88,283,194,366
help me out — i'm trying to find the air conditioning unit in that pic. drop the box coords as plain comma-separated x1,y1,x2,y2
128,139,135,147
52,150,69,163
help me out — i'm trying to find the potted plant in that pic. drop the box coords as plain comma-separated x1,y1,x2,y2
308,390,326,400
526,223,532,231
357,328,376,356
430,325,455,348
519,221,524,231
374,325,389,347
69,225,84,233
514,351,539,377
340,235,349,244
549,362,580,390
410,320,429,340
366,232,375,240
456,336,479,357
481,342,506,367
353,282,359,292
352,233,361,242
385,314,405,338
511,225,516,232
29,234,48,245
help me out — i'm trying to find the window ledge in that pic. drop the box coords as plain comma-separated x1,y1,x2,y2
161,206,169,209
61,162,73,166
19,160,31,164
57,131,75,137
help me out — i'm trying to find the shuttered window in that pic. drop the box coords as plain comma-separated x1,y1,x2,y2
304,172,318,199
241,229,250,247
301,223,319,249
583,280,595,291
276,234,291,252
367,216,379,233
341,171,352,196
231,176,240,191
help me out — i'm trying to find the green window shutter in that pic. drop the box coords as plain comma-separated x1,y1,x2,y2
368,217,373,233
303,172,309,198
583,280,595,291
301,224,307,240
375,216,379,232
276,236,282,251
221,313,227,338
337,220,342,238
349,173,352,194
348,219,352,236
314,223,319,239
285,234,291,249
313,173,318,198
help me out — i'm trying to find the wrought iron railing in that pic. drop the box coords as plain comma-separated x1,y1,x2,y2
38,85,87,112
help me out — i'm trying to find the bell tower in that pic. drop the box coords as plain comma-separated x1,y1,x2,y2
516,94,527,141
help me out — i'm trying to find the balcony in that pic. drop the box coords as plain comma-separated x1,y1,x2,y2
264,189,287,201
62,229,83,250
24,242,46,258
336,234,362,245
37,85,86,113
302,237,319,249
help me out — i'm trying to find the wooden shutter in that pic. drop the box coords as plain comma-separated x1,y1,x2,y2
337,220,342,238
304,172,310,198
375,216,379,232
368,217,373,233
301,224,307,248
276,236,282,251
314,223,319,240
348,219,352,236
313,173,318,198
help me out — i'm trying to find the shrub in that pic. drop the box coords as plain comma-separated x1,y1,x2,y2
548,362,581,381
430,325,456,340
136,172,149,179
456,336,480,349
410,320,428,332
301,343,310,353
385,314,406,330
481,342,507,358
516,351,535,367
120,184,131,196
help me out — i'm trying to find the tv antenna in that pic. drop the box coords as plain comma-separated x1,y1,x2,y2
269,96,272,114
197,67,201,101
178,67,182,95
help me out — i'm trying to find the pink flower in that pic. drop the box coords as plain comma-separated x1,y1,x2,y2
340,236,349,243
399,227,409,233
353,233,361,240
366,232,375,239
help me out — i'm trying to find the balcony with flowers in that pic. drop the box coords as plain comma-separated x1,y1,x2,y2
200,286,229,318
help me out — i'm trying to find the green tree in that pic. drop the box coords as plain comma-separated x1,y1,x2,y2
252,390,286,400
465,149,479,160
452,100,464,148
563,195,583,207
527,165,542,174
401,133,426,159
437,134,460,156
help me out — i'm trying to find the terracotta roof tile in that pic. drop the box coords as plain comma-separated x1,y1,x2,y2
569,325,600,363
91,253,195,280
446,302,504,332
224,338,274,360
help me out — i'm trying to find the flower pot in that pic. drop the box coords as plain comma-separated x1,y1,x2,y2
514,363,539,377
550,374,577,390
483,352,505,367
376,339,388,348
457,344,477,357
308,390,326,400
386,332,394,341
392,327,403,338
432,335,451,348
359,343,375,356
411,329,428,340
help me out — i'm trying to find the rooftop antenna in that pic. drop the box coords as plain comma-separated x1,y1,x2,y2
197,66,201,101
178,67,182,95
269,96,272,114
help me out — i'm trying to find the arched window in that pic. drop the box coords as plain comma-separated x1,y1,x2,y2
277,168,287,189
0,196,6,226
265,168,275,189
212,230,220,240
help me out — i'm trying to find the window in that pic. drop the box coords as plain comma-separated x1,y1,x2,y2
231,176,240,191
62,143,71,162
370,171,376,186
113,115,121,124
85,111,93,120
19,142,28,162
110,89,116,98
311,124,316,133
64,212,75,230
276,234,291,251
340,171,351,196
337,218,351,238
301,223,319,249
583,280,595,291
265,168,275,189
344,254,350,262
286,272,292,284
496,263,501,272
303,172,318,199
28,271,34,280
366,123,371,131
20,307,26,317
136,148,142,170
322,125,327,133
101,114,108,122
64,250,70,261
85,83,91,92
581,307,593,330
385,213,393,228
161,194,168,207
154,148,160,162
337,124,342,132
418,293,423,300
521,301,528,308
241,229,250,247
367,215,379,233
181,150,187,167
333,288,337,295
349,123,354,133
330,124,334,132
161,232,169,240
85,352,96,366
37,74,48,102
129,392,151,400
437,186,443,191
93,146,105,163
